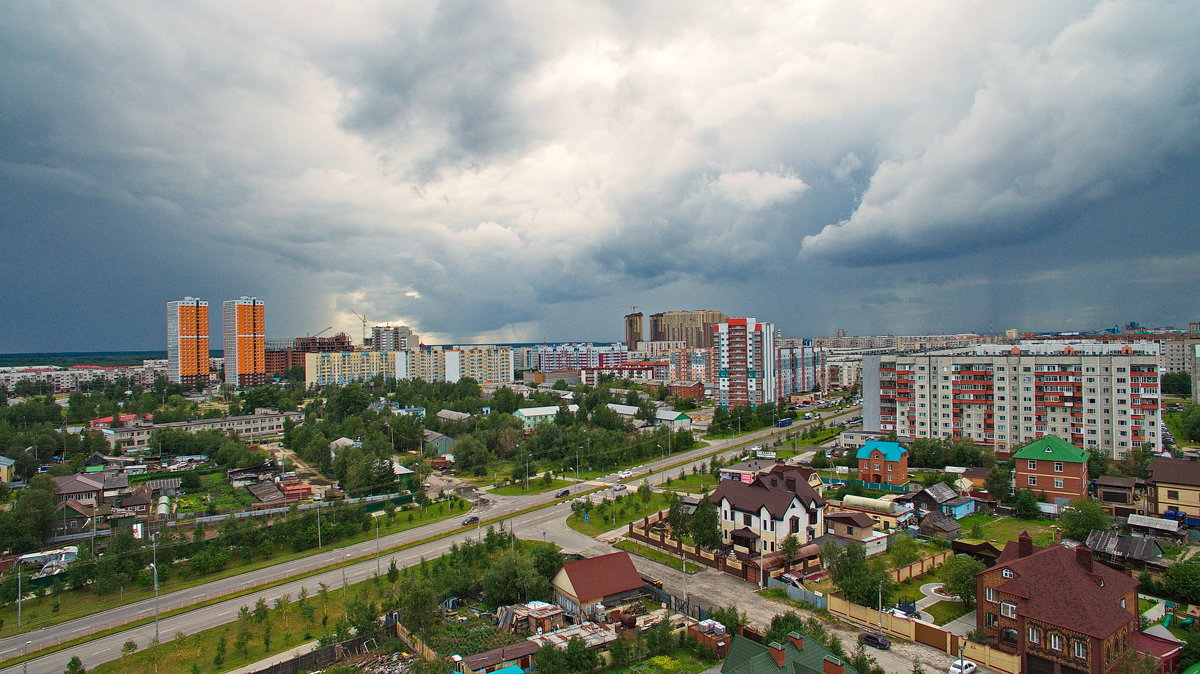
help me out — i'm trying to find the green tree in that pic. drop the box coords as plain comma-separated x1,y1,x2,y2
888,535,920,567
709,605,748,634
563,636,600,672
690,494,722,549
1059,497,1110,541
1165,558,1200,603
609,635,631,665
482,551,550,607
637,480,653,503
121,640,138,658
65,655,86,674
213,635,227,668
780,534,801,570
824,542,895,607
666,493,688,541
1013,489,1040,519
1112,648,1164,674
387,558,400,584
939,554,986,607
984,465,1013,503
1163,372,1193,396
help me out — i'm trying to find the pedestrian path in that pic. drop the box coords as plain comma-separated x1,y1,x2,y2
224,639,320,674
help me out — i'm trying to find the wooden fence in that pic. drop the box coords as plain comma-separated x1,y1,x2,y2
628,511,762,583
889,549,952,583
394,621,438,660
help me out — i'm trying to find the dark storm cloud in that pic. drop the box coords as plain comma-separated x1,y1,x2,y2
1,1,1198,352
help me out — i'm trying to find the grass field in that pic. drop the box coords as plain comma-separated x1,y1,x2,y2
605,648,712,674
0,498,468,642
659,471,720,493
489,478,574,496
957,514,1059,546
924,600,972,626
614,539,702,573
566,492,673,537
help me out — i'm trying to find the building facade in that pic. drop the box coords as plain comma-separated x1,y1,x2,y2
1012,436,1090,504
223,296,266,387
395,345,514,384
855,440,909,486
531,343,628,371
370,325,419,352
976,534,1137,674
624,312,643,351
103,409,302,451
1147,458,1200,518
862,342,1161,458
709,473,826,553
305,350,396,386
777,344,820,399
649,310,728,349
166,297,210,386
668,348,714,383
265,333,354,377
713,318,776,408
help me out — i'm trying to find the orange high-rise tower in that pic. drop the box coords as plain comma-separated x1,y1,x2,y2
167,297,210,386
223,296,266,387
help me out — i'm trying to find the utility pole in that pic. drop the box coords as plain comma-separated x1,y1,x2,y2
342,553,351,608
16,562,21,627
525,457,530,492
152,534,160,645
316,501,322,548
375,517,381,577
877,579,884,632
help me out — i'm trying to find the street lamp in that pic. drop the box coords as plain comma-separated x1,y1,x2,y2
877,580,884,632
150,562,160,646
374,518,381,578
342,553,351,608
23,640,31,674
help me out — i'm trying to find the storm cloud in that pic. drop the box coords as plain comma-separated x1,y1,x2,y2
1,0,1198,352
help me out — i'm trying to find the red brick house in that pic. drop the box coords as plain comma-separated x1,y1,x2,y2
976,532,1138,674
1012,436,1090,504
855,441,908,486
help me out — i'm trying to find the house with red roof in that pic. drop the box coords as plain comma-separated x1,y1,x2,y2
975,531,1139,674
550,551,644,618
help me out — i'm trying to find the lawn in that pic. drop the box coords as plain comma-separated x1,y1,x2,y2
174,472,258,514
1165,411,1198,447
490,478,574,496
895,567,945,604
605,648,712,674
924,600,972,626
615,539,703,573
659,471,720,494
566,491,673,537
1140,597,1159,615
0,498,469,642
957,514,1058,546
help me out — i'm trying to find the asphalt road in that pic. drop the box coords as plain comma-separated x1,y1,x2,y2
2,412,859,674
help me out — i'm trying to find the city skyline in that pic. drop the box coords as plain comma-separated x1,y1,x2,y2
2,2,1199,353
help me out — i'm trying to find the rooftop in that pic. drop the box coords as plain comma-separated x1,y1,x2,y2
856,440,907,461
1011,436,1090,464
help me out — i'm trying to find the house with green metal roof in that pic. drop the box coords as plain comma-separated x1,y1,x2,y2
722,632,856,674
856,440,909,487
1013,435,1090,504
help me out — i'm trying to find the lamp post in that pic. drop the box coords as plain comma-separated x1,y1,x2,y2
877,579,884,632
22,640,31,674
374,517,381,577
150,562,160,645
342,553,351,609
16,562,21,627
316,500,323,548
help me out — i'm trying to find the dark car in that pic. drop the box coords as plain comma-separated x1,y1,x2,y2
555,489,571,498
858,632,890,650
462,515,479,526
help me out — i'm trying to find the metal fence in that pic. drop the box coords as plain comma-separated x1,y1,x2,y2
765,577,828,609
642,583,708,621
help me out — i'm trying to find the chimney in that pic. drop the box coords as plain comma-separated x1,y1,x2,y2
768,643,787,668
1076,546,1094,572
1017,531,1033,557
787,631,805,651
822,656,845,674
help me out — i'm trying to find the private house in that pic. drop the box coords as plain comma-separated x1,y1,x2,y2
1012,436,1089,504
1094,476,1142,515
911,482,976,519
918,511,962,540
962,467,990,489
456,641,540,674
975,532,1139,674
120,486,153,514
822,511,888,556
655,408,692,431
54,499,93,534
436,409,471,423
720,459,779,484
1147,458,1200,518
52,474,103,506
0,456,15,483
722,632,857,674
422,430,456,456
101,473,130,501
513,405,579,430
833,494,914,531
855,440,908,486
551,551,644,618
708,473,826,554
1085,530,1167,570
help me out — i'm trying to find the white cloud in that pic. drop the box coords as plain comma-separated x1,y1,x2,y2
708,170,809,210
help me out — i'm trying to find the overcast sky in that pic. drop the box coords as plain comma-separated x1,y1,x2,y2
2,1,1199,353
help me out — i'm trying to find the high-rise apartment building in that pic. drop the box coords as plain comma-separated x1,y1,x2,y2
713,318,776,408
668,348,714,382
861,342,1161,459
223,297,266,387
624,312,643,351
395,345,514,384
1193,344,1200,406
371,325,419,352
776,343,820,398
265,333,354,376
304,350,396,387
650,310,728,349
1161,338,1200,374
166,297,210,386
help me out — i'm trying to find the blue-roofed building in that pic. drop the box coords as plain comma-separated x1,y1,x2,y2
856,440,909,486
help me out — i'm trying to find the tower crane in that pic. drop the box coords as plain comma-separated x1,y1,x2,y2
307,326,333,338
622,304,639,314
350,311,368,347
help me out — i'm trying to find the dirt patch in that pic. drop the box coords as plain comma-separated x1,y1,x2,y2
260,441,335,486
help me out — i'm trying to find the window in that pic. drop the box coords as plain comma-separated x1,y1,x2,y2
1055,478,1064,489
1002,569,1014,578
985,613,997,627
1000,602,1016,618
1049,634,1062,650
1054,462,1063,472
986,587,995,602
1073,640,1087,659
1027,460,1037,470
1028,627,1040,643
1169,490,1180,500
1120,598,1126,608
1028,476,1037,486
743,513,752,526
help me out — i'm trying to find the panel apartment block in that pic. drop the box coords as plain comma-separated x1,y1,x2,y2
223,296,266,387
713,318,776,408
863,342,1160,459
305,351,396,387
395,345,514,384
166,297,209,386
649,310,728,349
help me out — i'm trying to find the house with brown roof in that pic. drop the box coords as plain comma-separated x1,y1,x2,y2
975,532,1139,674
52,474,103,506
54,499,93,534
709,472,826,556
120,486,153,513
455,639,540,674
1094,476,1143,515
550,551,644,618
821,512,888,556
1147,458,1200,518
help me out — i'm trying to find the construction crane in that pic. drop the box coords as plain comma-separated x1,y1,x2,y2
622,304,639,315
306,326,333,338
350,311,368,347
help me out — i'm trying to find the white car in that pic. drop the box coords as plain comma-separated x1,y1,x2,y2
948,660,977,674
618,470,632,479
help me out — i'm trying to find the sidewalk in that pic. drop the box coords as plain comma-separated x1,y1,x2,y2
224,639,320,674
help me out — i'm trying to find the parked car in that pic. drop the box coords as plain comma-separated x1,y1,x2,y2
554,489,571,498
857,632,890,650
948,660,977,674
887,608,911,619
612,484,627,492
462,515,480,525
